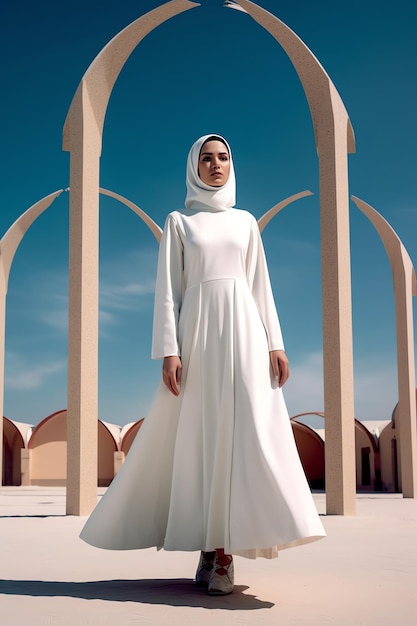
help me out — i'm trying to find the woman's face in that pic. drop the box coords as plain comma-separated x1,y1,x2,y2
198,140,230,187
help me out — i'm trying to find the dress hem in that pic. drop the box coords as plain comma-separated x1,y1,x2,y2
79,533,326,560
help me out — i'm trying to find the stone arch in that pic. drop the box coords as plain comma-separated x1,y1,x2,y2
99,188,162,242
0,190,63,483
257,190,313,232
0,187,161,486
63,0,199,516
351,196,417,497
230,0,356,516
63,0,356,515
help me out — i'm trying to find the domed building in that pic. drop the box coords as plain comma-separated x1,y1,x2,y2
3,392,415,493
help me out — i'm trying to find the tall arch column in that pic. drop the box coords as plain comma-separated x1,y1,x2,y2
352,196,417,498
232,0,357,514
318,93,356,513
66,84,101,515
63,0,198,515
63,0,357,515
0,191,63,486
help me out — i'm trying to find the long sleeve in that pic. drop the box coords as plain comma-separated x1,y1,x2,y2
246,216,285,351
151,214,184,359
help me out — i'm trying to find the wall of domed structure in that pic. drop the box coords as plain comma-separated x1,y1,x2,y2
2,417,27,486
291,420,325,490
28,410,67,486
354,420,379,492
379,421,398,492
3,394,415,490
121,419,144,455
18,410,118,486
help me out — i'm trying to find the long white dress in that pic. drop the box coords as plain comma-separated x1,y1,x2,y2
80,206,326,558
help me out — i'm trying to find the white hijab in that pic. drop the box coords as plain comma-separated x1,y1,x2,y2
185,134,236,211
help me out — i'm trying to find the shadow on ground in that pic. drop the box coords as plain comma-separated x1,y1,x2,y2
0,515,66,519
0,578,274,610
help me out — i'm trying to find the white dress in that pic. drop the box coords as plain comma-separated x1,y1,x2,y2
80,207,326,558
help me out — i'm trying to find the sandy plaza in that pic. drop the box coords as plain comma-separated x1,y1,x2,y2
0,487,416,625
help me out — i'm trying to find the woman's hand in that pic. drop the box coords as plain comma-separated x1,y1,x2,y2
162,356,182,396
270,350,289,387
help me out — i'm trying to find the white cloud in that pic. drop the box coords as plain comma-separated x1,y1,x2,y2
122,283,153,295
24,249,157,336
284,350,399,422
41,309,68,332
99,279,155,311
353,364,398,421
99,246,157,314
5,354,66,390
99,310,116,325
284,351,324,418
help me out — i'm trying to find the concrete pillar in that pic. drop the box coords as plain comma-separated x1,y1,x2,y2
62,0,198,515
395,265,417,497
352,196,417,498
0,190,63,487
231,0,357,514
319,93,356,514
66,84,101,515
61,0,358,516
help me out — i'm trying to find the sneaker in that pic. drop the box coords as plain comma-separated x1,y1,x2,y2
195,551,216,586
208,555,234,595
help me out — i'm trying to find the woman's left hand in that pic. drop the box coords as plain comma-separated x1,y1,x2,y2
270,350,289,387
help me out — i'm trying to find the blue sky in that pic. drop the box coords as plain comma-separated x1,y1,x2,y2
1,0,416,427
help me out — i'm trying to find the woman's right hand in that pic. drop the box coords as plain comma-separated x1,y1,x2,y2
162,356,182,396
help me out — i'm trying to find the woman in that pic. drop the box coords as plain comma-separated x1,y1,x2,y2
80,134,326,596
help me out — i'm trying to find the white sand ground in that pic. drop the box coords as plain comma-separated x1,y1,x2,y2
0,487,416,625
